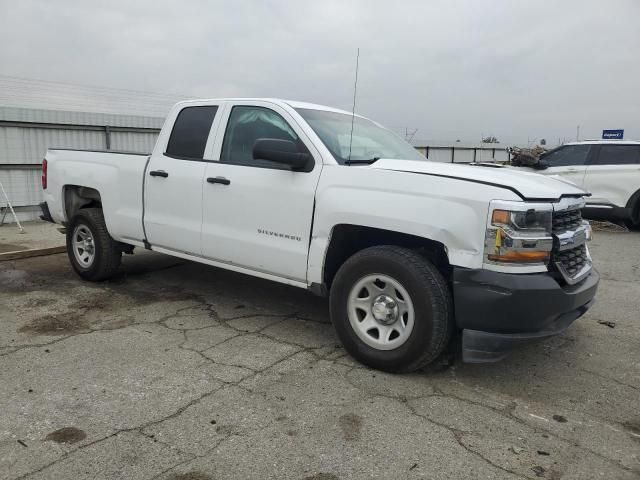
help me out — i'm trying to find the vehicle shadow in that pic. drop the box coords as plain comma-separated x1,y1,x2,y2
115,250,330,323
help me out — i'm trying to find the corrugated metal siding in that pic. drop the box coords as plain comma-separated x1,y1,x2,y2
0,169,41,207
428,148,456,163
0,107,163,223
422,146,511,163
110,131,157,153
0,106,165,129
0,126,106,164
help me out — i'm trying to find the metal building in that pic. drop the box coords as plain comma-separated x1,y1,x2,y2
0,107,163,222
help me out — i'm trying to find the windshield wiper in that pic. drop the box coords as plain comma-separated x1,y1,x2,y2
344,157,380,166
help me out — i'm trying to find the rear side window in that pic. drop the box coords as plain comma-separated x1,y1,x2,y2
166,106,218,159
542,145,590,166
593,145,640,165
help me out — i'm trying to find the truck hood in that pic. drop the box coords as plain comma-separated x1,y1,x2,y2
371,159,588,201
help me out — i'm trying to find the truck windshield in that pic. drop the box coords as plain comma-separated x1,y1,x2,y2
295,108,425,164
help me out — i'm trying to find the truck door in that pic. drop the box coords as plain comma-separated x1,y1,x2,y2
144,104,220,255
201,101,322,282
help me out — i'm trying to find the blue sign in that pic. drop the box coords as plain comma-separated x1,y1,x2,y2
602,129,624,139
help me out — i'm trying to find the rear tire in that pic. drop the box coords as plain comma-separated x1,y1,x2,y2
624,204,640,231
66,208,121,281
329,245,453,373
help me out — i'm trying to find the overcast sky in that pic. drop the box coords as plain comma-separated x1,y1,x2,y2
1,0,638,144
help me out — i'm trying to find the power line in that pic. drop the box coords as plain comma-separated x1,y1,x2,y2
0,75,194,117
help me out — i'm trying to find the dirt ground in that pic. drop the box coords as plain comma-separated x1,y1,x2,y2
0,231,638,479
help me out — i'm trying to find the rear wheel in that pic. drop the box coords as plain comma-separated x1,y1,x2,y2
329,246,453,373
66,208,121,281
624,202,640,231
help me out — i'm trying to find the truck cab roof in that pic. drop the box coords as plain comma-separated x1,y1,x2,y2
172,98,366,118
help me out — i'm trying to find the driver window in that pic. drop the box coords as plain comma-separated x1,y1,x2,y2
542,145,590,167
220,106,300,167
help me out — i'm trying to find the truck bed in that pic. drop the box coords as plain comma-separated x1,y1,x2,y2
44,148,150,245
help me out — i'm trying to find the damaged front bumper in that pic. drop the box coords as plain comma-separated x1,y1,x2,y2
453,267,599,363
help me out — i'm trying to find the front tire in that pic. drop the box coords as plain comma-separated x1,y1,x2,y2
66,208,121,281
329,246,453,373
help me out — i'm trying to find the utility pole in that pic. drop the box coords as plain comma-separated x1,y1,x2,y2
576,125,580,141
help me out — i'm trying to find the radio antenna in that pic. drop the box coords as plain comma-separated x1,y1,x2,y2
347,48,360,162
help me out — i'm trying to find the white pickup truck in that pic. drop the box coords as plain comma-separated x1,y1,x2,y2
40,98,599,372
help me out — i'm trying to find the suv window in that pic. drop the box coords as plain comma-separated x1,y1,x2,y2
542,145,590,166
593,145,640,165
166,106,218,159
220,106,303,167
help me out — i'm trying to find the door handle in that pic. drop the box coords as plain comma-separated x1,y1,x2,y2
207,176,231,185
149,170,169,178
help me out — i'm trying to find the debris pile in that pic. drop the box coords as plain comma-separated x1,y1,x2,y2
508,146,548,167
589,220,629,233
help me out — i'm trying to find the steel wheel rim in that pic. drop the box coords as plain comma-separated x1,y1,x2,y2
72,224,96,268
347,274,415,351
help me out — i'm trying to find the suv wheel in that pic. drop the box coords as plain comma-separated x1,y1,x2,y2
330,246,453,372
625,202,640,231
66,208,121,281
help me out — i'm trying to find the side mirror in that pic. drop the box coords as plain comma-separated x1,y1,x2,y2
253,138,311,171
534,159,549,170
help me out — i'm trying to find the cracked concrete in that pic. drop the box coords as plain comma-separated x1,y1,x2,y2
0,231,639,479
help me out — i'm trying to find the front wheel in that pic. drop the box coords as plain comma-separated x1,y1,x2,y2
66,208,121,281
329,246,453,373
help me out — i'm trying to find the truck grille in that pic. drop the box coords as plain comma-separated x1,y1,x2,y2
553,244,588,278
552,208,582,234
550,207,591,284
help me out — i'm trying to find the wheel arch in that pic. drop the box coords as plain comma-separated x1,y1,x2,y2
63,185,103,222
625,188,640,221
322,224,451,291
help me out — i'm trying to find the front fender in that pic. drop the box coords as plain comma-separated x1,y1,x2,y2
306,165,518,284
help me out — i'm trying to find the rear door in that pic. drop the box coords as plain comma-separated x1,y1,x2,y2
537,144,592,188
201,101,322,282
144,104,220,255
583,144,640,207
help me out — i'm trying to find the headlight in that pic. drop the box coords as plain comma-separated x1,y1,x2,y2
485,201,553,266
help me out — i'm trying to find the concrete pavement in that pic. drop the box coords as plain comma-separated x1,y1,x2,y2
0,231,638,479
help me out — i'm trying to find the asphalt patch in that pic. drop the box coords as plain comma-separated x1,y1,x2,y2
106,279,203,307
531,465,546,477
167,473,213,480
303,474,339,480
0,268,31,290
338,413,362,441
622,420,640,441
23,297,57,308
18,313,90,336
44,427,87,444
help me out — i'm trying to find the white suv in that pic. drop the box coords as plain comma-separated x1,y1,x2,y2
518,141,640,228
